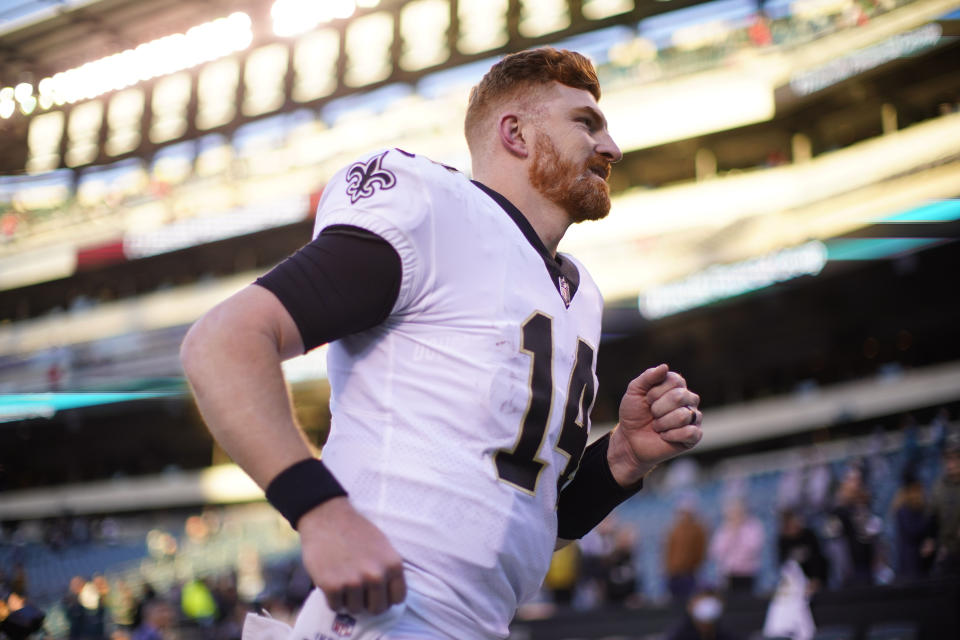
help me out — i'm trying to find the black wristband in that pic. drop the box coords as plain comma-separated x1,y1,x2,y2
556,432,642,540
265,458,347,530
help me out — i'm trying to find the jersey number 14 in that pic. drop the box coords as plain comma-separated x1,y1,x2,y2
494,311,595,496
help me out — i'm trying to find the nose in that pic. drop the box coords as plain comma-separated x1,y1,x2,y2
596,130,622,164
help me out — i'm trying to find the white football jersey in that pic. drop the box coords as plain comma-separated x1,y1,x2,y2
314,149,603,639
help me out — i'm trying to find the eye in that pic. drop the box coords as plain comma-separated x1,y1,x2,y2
576,117,595,130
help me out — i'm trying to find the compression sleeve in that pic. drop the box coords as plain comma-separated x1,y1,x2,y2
255,225,402,352
555,433,643,540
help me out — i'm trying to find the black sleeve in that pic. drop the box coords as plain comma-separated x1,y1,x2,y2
255,225,402,352
556,433,643,540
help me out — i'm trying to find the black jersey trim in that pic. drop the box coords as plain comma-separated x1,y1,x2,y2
254,225,401,352
471,180,580,306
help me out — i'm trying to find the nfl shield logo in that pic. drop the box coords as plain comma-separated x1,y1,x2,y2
558,276,572,307
331,613,356,637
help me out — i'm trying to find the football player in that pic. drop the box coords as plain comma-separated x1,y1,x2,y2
181,48,703,640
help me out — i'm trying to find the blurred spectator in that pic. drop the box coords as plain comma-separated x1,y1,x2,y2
709,498,765,595
92,575,111,620
6,567,26,600
803,459,833,516
131,600,174,640
891,468,935,582
826,464,883,587
576,516,617,608
0,590,45,640
930,433,960,577
105,579,136,632
602,525,639,606
212,574,239,626
63,574,110,639
665,589,740,640
131,584,156,630
665,496,708,604
180,578,217,628
747,12,773,47
64,576,87,640
777,509,828,593
543,543,580,605
762,560,815,640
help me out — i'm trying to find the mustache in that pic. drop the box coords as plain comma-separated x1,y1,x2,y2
586,157,611,180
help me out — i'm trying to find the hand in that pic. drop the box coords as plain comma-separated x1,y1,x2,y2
298,497,406,615
608,364,703,486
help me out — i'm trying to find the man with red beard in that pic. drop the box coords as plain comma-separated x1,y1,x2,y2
182,48,703,640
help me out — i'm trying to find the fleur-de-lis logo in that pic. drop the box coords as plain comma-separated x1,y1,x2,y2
345,151,397,204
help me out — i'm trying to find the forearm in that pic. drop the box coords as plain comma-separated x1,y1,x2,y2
181,306,313,489
556,433,643,540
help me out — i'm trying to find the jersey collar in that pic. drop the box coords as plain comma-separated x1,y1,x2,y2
471,180,580,307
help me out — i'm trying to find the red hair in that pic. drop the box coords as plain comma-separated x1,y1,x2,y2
464,48,600,152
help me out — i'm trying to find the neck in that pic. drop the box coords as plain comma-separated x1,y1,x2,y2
473,166,571,256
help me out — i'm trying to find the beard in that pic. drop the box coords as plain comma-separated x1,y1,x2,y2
528,132,612,223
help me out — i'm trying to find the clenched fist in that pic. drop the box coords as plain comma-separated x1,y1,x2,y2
608,364,703,487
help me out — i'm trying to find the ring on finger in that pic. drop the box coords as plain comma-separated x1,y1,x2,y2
688,406,697,425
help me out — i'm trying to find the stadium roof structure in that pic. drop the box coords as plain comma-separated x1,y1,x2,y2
0,0,260,83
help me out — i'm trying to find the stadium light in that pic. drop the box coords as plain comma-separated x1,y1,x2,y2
0,12,252,113
18,95,37,115
14,82,33,102
37,77,55,109
0,87,14,119
272,0,370,37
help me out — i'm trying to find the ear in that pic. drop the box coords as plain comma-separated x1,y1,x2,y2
497,113,529,159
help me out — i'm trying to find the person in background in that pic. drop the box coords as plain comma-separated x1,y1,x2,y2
131,584,156,631
665,496,708,604
131,600,174,640
0,589,45,640
777,509,828,594
665,588,740,640
543,543,580,606
930,434,960,577
64,576,90,640
602,524,640,606
180,577,217,629
709,498,765,596
761,559,815,640
891,467,935,582
828,464,883,587
105,580,136,635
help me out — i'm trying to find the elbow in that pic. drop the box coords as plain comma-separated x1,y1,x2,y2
180,316,211,381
